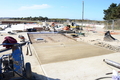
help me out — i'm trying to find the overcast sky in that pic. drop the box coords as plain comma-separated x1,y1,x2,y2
0,0,119,20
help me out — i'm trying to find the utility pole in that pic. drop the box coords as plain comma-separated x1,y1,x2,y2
82,1,84,27
82,1,84,21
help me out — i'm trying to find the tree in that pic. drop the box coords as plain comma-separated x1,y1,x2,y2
44,17,48,21
103,3,120,20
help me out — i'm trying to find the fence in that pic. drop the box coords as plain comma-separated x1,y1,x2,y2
104,19,120,31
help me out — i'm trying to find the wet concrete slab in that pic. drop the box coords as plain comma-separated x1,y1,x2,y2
32,42,114,64
28,33,114,64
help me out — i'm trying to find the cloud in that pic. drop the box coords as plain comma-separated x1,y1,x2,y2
19,4,50,10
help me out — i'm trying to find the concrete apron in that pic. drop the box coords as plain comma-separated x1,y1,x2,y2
41,52,120,80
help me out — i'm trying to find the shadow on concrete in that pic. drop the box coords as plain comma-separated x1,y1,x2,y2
32,72,60,80
13,72,60,80
95,76,111,80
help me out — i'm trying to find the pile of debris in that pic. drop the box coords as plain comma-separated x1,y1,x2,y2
94,41,120,52
79,31,120,52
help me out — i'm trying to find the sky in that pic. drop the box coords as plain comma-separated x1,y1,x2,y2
0,0,119,21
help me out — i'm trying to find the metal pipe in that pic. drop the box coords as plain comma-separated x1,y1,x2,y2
0,42,27,53
103,59,120,69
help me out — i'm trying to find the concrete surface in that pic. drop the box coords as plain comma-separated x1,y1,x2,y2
0,31,120,80
32,41,113,64
28,32,120,80
42,52,120,80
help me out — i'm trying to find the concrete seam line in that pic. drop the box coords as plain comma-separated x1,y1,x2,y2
31,44,49,80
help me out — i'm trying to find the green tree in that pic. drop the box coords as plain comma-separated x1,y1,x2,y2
103,3,120,20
